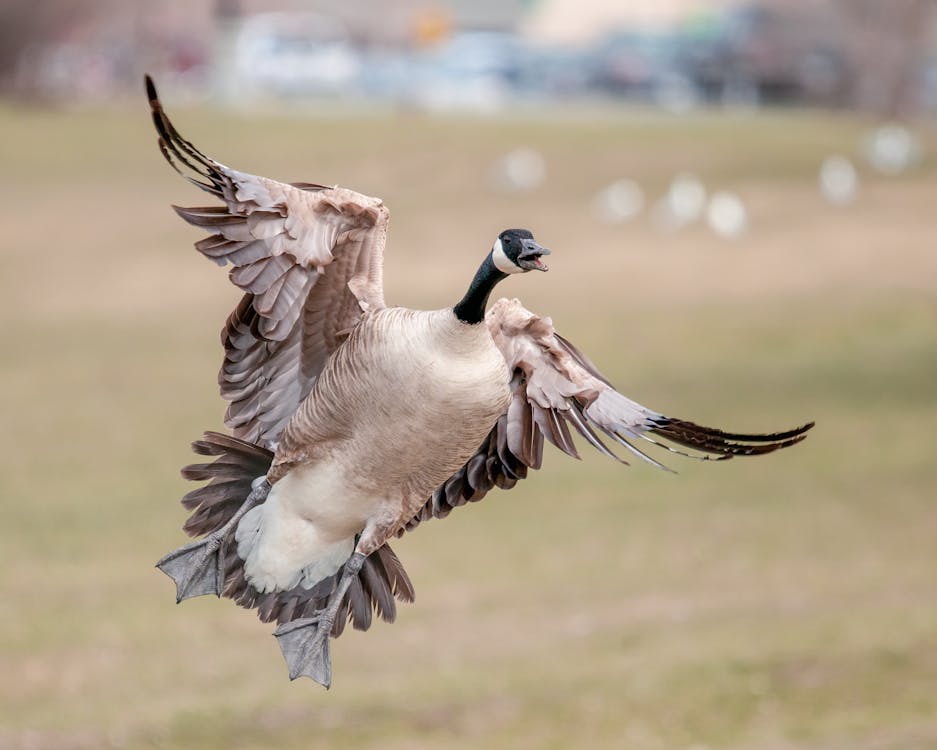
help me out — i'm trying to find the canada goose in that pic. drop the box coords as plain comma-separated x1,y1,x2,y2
147,76,814,688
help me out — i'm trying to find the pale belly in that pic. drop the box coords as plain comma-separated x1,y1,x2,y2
234,462,381,592
235,308,512,592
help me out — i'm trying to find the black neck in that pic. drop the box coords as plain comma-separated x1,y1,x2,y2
453,252,508,325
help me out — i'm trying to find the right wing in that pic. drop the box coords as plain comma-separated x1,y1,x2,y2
401,298,813,534
147,76,389,448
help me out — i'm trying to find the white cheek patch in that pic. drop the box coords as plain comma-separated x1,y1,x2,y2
491,238,524,274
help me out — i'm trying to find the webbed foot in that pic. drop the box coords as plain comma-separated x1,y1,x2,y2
156,536,226,601
157,477,271,602
274,616,333,688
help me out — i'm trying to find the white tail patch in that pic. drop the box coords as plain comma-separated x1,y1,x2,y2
235,500,354,594
298,538,355,589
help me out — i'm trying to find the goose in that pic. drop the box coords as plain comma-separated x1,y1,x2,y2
146,76,814,688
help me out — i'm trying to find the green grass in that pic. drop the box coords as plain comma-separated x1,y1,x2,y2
1,100,935,750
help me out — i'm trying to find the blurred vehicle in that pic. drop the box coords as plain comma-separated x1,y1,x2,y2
438,30,525,85
515,44,600,99
359,34,599,110
357,47,417,101
592,30,701,109
233,12,361,99
392,31,526,112
918,56,937,114
680,4,848,105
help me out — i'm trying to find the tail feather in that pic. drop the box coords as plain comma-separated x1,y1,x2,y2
181,478,250,512
181,460,262,482
191,430,273,460
179,431,415,632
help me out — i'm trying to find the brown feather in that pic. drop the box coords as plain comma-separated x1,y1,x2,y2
148,75,390,449
175,431,416,632
400,298,812,537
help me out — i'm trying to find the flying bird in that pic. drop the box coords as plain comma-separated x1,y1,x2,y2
146,76,813,688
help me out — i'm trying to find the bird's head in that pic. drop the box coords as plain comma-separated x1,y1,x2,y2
491,228,550,274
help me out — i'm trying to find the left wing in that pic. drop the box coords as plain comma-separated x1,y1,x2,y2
400,297,813,534
146,75,389,448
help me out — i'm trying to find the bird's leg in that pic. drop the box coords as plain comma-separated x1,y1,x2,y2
156,477,271,602
273,551,367,689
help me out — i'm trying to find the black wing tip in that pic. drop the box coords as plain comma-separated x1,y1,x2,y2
650,416,815,458
144,73,158,105
144,75,225,197
653,417,815,443
144,73,171,146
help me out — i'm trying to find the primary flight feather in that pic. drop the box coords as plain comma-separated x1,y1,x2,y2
147,76,813,688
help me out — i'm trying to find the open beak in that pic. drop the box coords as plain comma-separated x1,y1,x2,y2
518,240,551,272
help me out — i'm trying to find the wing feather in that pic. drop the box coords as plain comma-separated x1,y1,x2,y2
147,76,389,447
400,297,814,536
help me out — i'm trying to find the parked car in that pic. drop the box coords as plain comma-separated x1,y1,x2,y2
232,12,361,98
392,31,526,112
679,4,848,105
515,43,602,99
591,30,701,108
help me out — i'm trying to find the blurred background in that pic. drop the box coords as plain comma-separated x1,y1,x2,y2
4,0,937,115
1,1,936,749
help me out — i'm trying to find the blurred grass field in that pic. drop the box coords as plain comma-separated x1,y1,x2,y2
1,100,936,750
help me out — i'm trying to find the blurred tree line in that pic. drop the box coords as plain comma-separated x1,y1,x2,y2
0,0,128,96
0,0,82,88
834,0,937,117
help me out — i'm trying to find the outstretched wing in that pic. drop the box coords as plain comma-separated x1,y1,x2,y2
401,297,813,533
147,76,389,448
